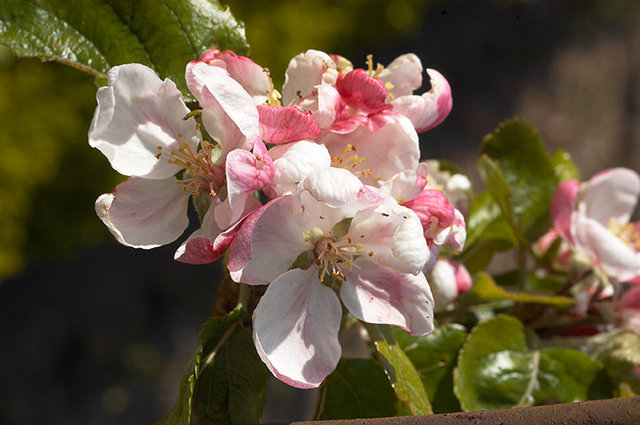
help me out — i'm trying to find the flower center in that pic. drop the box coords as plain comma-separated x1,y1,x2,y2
608,218,640,251
313,236,369,282
157,135,226,197
331,144,373,179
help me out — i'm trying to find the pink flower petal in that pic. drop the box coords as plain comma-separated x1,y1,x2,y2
342,259,434,336
336,69,390,114
257,105,321,143
391,68,452,133
403,189,455,233
228,196,310,284
185,62,260,155
551,179,580,244
89,64,199,179
95,177,189,249
253,267,342,388
198,49,271,105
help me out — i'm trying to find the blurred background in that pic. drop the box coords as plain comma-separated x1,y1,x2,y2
1,0,639,423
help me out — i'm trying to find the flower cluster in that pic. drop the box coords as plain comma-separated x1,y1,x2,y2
89,49,468,388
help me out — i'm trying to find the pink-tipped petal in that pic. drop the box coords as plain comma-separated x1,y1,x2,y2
583,168,640,226
185,62,260,155
551,179,580,244
95,177,189,249
403,189,455,234
89,64,199,179
336,69,389,114
253,267,342,388
391,68,452,133
257,105,321,143
228,196,310,284
198,49,271,105
342,259,434,336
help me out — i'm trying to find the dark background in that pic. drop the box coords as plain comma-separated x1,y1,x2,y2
1,1,639,423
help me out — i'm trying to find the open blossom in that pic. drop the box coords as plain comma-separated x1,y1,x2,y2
90,62,273,263
551,168,640,282
281,50,452,134
225,167,434,388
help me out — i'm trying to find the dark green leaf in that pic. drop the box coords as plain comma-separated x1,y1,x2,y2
0,0,249,99
550,149,581,182
461,272,574,308
479,118,557,241
395,324,467,413
317,358,396,420
157,308,269,425
194,308,269,425
454,315,611,412
371,324,432,415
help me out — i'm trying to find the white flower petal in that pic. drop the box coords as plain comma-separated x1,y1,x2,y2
300,167,364,208
89,64,199,179
282,50,337,107
253,267,342,388
583,168,640,226
342,259,434,336
378,53,423,98
96,177,189,248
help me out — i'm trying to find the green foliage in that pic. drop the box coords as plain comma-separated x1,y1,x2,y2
0,0,249,99
157,308,269,425
370,324,432,415
454,315,612,411
550,149,581,182
461,272,574,308
394,324,467,413
318,358,397,420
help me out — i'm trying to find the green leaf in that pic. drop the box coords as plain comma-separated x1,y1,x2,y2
550,149,581,182
454,315,612,412
479,118,557,241
461,272,574,308
193,308,269,425
317,358,397,420
370,324,432,415
0,0,249,99
157,308,269,425
394,324,467,413
535,348,612,403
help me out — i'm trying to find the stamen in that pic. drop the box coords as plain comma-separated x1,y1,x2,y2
609,218,640,250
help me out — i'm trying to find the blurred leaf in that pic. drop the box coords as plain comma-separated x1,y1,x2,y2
0,0,249,99
371,324,432,415
395,324,467,413
454,315,611,412
317,358,396,420
535,348,612,403
550,148,581,182
479,118,557,241
157,308,268,425
461,272,574,308
584,330,640,392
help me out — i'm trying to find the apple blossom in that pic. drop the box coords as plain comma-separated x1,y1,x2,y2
551,168,640,282
90,62,274,263
226,167,434,388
